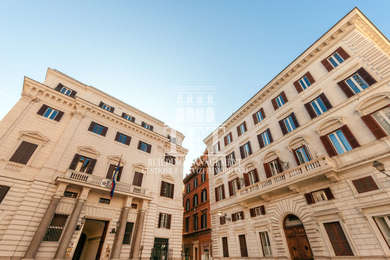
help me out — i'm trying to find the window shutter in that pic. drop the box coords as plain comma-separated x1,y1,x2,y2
281,91,288,102
252,112,258,124
264,163,272,178
243,121,247,132
320,135,337,157
239,146,245,159
0,185,10,204
276,158,283,173
320,93,333,110
99,102,104,108
222,237,229,257
9,141,38,165
324,188,335,200
253,169,259,183
250,208,255,217
293,80,303,93
125,136,131,145
352,176,378,193
110,107,115,113
324,222,354,256
217,141,221,151
133,172,143,186
304,102,316,119
260,205,265,215
341,125,360,149
106,164,116,179
117,167,123,181
215,188,219,202
361,114,387,139
158,213,162,228
160,182,165,196
224,136,228,146
292,148,300,165
304,193,315,204
261,108,265,119
240,211,244,220
101,126,108,137
170,183,174,198
54,111,64,122
271,98,278,110
291,112,299,127
70,90,77,98
222,184,225,199
86,159,96,174
228,181,233,196
37,105,48,115
267,129,273,143
243,173,250,186
115,132,120,141
167,214,171,229
150,125,154,131
321,58,334,72
232,213,236,222
279,120,287,135
69,154,80,170
337,80,355,98
220,216,225,225
146,144,152,153
237,125,241,136
357,67,376,86
337,47,350,60
236,177,241,189
88,122,95,132
257,134,264,148
303,145,311,161
306,72,315,84
55,84,62,91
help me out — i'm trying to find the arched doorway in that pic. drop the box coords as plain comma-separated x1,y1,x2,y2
283,214,313,260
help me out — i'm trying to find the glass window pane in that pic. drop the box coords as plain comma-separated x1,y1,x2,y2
346,78,361,94
49,110,58,119
334,52,344,63
329,133,345,154
311,101,322,115
303,76,311,87
336,130,352,152
317,98,327,113
43,108,52,118
329,57,338,67
353,74,368,90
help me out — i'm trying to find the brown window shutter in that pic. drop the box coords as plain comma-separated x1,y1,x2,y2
252,112,258,124
352,176,378,193
250,208,255,217
243,121,247,132
336,47,350,60
291,112,299,128
215,188,219,202
279,120,287,135
320,135,337,157
55,84,62,91
101,126,108,137
106,164,116,179
248,142,252,155
261,108,265,119
99,101,104,108
304,193,315,204
110,107,115,113
125,135,131,145
304,102,316,119
70,90,77,98
243,173,250,186
361,114,387,139
229,133,233,142
321,58,334,72
341,125,360,149
170,183,174,198
224,136,228,146
271,98,278,110
260,205,266,215
9,141,38,165
276,158,283,173
338,80,355,98
240,211,244,220
115,132,120,142
160,182,165,196
228,180,233,196
320,93,333,110
292,148,300,165
150,125,154,131
306,72,315,84
146,144,152,153
222,237,229,257
324,222,354,256
0,185,10,204
88,122,95,132
357,67,377,86
222,184,225,199
167,214,171,229
121,112,126,118
267,129,273,143
281,91,288,102
239,234,248,257
218,141,221,151
54,111,64,122
37,105,48,115
294,80,303,93
253,169,259,182
236,177,241,189
69,154,80,170
264,163,272,178
324,188,335,200
158,213,162,228
237,125,241,136
239,146,245,159
232,213,236,222
86,159,96,174
257,134,264,148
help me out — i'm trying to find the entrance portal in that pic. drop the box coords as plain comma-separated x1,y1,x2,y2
72,219,109,260
283,214,313,260
151,238,169,260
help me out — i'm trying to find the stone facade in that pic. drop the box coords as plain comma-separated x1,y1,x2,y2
0,68,187,259
204,8,390,260
182,152,211,260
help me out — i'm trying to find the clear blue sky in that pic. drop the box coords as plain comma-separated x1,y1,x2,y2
0,1,389,174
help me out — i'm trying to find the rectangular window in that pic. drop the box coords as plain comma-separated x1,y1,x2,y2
69,154,96,174
279,113,299,135
294,72,315,93
201,212,207,229
9,141,38,165
264,159,282,178
99,101,115,113
141,121,154,131
237,121,247,136
222,237,229,257
213,142,221,153
338,68,376,97
371,106,390,136
186,183,191,193
215,185,225,202
106,164,123,181
63,190,78,199
322,47,350,71
0,185,10,204
88,121,108,136
158,213,171,229
299,75,311,90
193,214,198,231
374,215,390,248
55,83,76,98
37,105,64,121
201,172,206,183
99,198,111,204
257,129,273,148
294,145,311,165
321,126,360,157
160,181,174,198
305,188,334,204
138,141,152,153
244,169,259,186
123,222,134,244
272,91,288,110
240,141,252,159
225,152,236,168
220,215,226,225
238,234,248,257
228,177,241,196
121,112,135,122
167,135,177,144
184,217,190,232
352,176,379,193
259,231,272,257
305,93,333,119
164,154,176,165
115,132,131,145
324,222,353,256
43,214,68,241
328,129,353,155
224,132,233,146
253,108,265,124
232,211,244,222
250,205,265,217
214,160,222,175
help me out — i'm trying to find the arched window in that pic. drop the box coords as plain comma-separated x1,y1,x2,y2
193,194,199,208
185,199,190,211
201,189,207,202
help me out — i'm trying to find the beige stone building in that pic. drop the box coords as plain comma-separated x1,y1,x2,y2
0,68,187,259
204,8,390,260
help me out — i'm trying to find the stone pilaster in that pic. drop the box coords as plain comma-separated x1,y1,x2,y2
111,196,132,259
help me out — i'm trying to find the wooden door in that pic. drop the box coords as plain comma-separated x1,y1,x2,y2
324,222,353,256
284,218,313,260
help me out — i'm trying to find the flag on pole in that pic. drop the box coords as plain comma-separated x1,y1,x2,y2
110,157,122,198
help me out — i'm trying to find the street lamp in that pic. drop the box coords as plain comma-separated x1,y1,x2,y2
373,160,390,177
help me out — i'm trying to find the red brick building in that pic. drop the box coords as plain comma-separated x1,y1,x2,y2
183,151,211,260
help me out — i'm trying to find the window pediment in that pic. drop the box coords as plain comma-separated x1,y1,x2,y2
107,155,126,165
19,131,49,144
288,136,307,151
317,117,344,136
161,173,175,182
77,146,99,158
264,151,279,163
356,92,390,116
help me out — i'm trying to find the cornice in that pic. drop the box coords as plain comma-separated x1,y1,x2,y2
204,8,389,144
22,77,188,155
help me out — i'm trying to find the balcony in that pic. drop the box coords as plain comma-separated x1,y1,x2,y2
237,156,335,202
56,170,151,198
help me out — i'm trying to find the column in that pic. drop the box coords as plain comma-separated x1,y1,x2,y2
24,183,68,259
55,187,90,260
130,200,149,259
111,196,132,259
